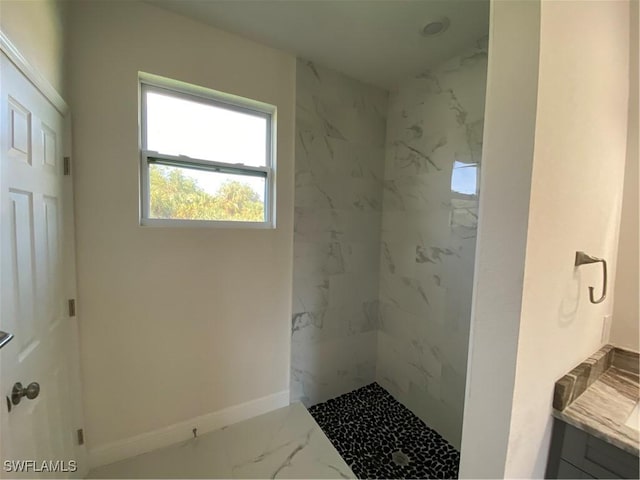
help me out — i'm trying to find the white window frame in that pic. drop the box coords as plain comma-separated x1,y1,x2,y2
138,73,276,228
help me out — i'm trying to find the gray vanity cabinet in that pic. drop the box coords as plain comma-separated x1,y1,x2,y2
546,419,639,479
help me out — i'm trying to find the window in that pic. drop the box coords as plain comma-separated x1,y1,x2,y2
139,75,275,227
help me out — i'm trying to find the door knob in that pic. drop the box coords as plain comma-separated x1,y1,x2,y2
11,382,40,405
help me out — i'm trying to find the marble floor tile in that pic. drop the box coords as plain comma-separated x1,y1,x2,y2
89,403,355,479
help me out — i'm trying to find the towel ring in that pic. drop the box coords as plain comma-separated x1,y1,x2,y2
575,251,607,304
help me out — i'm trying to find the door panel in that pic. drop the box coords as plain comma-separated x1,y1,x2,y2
7,97,31,164
41,123,57,170
1,52,85,477
9,189,37,357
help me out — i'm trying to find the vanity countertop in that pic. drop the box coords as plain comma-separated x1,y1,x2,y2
552,345,639,456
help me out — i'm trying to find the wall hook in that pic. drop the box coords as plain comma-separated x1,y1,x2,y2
575,251,607,304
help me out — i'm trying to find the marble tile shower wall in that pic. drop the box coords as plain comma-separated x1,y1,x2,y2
291,60,388,406
376,39,488,449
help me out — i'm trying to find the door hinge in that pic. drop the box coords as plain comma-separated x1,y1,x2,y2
63,156,71,176
77,428,84,446
68,299,76,317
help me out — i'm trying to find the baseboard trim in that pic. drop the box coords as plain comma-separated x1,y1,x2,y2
88,390,290,469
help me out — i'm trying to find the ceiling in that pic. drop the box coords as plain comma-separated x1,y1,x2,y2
148,0,490,89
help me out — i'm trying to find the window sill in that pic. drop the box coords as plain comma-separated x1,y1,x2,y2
140,218,275,229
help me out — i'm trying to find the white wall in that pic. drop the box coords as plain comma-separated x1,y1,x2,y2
459,1,541,477
505,0,630,477
611,0,639,352
462,0,630,477
67,0,296,465
0,0,67,96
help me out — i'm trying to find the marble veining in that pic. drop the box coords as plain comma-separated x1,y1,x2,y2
376,38,488,448
553,345,640,456
553,344,615,411
291,59,388,406
291,38,488,448
89,403,355,479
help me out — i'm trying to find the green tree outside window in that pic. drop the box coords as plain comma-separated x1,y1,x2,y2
149,165,264,222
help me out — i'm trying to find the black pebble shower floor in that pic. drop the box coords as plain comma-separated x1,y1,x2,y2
307,383,460,479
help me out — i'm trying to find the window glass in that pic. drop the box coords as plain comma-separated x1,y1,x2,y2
149,163,265,222
145,90,268,167
139,80,274,226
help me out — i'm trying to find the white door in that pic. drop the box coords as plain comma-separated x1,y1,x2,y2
0,53,85,477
